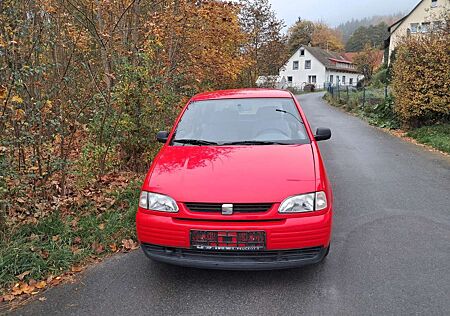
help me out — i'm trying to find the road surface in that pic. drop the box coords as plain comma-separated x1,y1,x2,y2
11,92,450,315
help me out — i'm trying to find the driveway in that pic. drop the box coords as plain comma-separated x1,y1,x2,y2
11,92,450,315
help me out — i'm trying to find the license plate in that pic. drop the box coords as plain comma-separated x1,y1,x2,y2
190,230,265,251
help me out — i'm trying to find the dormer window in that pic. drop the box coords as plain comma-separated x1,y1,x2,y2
431,0,437,8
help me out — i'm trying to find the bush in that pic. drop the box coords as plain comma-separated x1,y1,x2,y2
392,33,450,128
371,66,389,87
364,96,400,129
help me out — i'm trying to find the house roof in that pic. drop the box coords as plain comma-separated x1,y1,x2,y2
303,46,360,73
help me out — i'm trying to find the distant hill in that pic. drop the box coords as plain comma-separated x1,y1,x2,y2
337,13,405,43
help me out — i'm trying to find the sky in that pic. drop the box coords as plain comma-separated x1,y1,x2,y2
268,0,419,27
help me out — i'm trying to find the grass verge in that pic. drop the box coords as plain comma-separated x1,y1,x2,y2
0,180,140,297
406,124,450,154
323,92,449,154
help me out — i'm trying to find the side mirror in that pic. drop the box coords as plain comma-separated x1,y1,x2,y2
314,128,331,141
156,131,170,144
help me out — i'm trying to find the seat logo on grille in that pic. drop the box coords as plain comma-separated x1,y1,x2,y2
222,204,233,215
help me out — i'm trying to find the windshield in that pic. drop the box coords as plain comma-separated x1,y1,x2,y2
172,98,310,146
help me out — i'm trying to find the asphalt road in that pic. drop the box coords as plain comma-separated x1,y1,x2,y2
11,92,450,316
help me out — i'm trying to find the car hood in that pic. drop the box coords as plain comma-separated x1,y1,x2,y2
145,145,316,203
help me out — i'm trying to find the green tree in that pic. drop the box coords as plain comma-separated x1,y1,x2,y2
345,22,389,52
287,18,315,54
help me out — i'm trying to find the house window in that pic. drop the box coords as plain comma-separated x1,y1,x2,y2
431,0,437,8
305,60,311,69
293,61,299,70
287,76,293,83
329,75,333,83
336,76,340,84
411,23,419,33
422,22,430,33
300,49,305,56
433,21,442,30
308,75,317,83
349,78,353,85
342,76,346,84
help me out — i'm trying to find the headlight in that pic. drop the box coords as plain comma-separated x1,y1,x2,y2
139,191,179,213
278,191,328,213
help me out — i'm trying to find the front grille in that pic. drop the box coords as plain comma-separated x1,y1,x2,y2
184,203,273,214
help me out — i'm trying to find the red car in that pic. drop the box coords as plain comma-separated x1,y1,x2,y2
136,89,333,270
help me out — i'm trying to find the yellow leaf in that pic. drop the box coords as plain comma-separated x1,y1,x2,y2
11,95,23,103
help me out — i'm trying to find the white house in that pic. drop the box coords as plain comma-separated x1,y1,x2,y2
279,45,362,90
387,0,450,64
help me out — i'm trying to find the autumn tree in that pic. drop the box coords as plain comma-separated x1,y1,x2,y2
0,0,255,219
311,23,344,51
239,0,288,86
353,44,380,82
149,0,250,91
287,19,343,53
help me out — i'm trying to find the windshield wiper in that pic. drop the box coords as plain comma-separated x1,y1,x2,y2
172,139,220,146
221,140,290,145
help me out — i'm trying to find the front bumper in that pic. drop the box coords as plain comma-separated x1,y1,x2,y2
141,243,328,270
136,208,332,270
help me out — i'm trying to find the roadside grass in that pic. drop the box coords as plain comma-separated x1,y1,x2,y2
323,91,399,129
406,124,450,154
323,92,449,154
0,180,140,294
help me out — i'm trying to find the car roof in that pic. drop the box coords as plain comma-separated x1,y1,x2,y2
190,88,293,101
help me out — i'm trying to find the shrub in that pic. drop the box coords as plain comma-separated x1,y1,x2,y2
371,66,389,87
392,33,450,128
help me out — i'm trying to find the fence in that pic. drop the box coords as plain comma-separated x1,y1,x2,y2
327,84,390,108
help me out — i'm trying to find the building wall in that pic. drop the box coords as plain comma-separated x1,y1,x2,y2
279,47,361,89
388,0,450,63
279,47,327,89
325,70,361,87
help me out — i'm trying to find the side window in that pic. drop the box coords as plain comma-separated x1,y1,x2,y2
300,49,305,56
349,78,353,85
330,75,334,83
411,23,419,33
287,76,293,83
293,61,299,70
